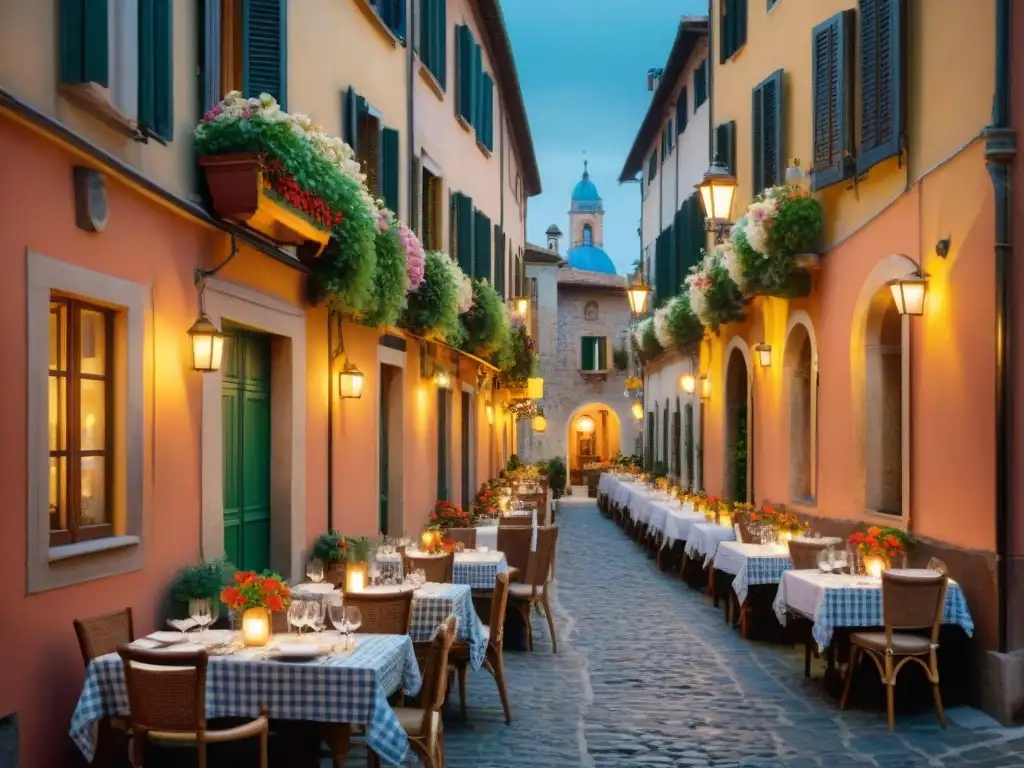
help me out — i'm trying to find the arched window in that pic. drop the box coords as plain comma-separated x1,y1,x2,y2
785,322,816,502
865,290,904,514
582,223,593,246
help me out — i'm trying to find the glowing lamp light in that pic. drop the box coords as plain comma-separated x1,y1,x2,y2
631,401,644,420
626,281,653,317
863,555,886,579
345,562,367,593
700,376,712,401
680,374,696,395
532,414,547,433
486,404,494,425
755,343,773,368
575,415,596,435
890,277,927,316
527,377,544,400
696,156,738,227
241,608,271,647
187,313,227,372
338,360,365,399
434,370,452,389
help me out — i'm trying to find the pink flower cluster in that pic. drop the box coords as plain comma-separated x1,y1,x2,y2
376,208,391,234
397,225,426,291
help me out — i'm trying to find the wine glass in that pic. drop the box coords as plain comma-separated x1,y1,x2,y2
344,606,362,637
306,600,325,636
816,548,833,574
306,559,324,584
288,600,308,635
832,548,849,574
189,599,212,633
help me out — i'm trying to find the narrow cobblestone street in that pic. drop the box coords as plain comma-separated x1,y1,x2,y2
434,500,1024,768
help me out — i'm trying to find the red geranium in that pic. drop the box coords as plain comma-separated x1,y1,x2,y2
220,571,291,614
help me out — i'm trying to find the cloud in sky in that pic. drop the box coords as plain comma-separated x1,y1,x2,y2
502,0,708,274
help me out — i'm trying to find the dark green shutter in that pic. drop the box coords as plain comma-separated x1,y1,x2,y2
676,87,688,134
811,11,854,190
60,0,109,86
752,69,784,192
381,127,400,213
449,191,458,255
480,73,494,150
343,87,361,152
598,338,608,370
648,148,658,185
493,225,505,295
456,194,474,275
715,121,736,173
473,210,491,280
381,0,406,41
695,60,708,108
436,389,448,500
200,0,222,113
243,0,288,109
581,337,596,371
470,41,483,131
858,0,905,172
138,0,174,141
456,25,473,122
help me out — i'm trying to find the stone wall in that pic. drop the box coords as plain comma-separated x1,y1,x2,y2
519,278,640,468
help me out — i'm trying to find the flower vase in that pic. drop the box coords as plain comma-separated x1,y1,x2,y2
241,607,271,647
344,561,368,593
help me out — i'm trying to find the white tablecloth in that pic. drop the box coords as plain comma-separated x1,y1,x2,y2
684,522,737,566
475,507,538,551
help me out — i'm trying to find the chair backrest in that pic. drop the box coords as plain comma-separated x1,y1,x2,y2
882,571,949,643
117,645,207,734
524,525,559,588
735,516,756,544
499,512,532,527
517,492,545,509
787,538,831,569
74,608,134,665
419,616,458,715
497,526,532,575
445,528,477,549
403,552,454,583
343,590,415,635
489,572,511,647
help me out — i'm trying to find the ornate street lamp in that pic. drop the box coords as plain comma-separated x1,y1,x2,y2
338,360,365,399
890,275,928,316
696,153,738,241
187,312,227,373
626,278,652,317
680,374,696,394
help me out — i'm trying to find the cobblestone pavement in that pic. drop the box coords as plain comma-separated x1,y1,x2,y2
347,500,1024,767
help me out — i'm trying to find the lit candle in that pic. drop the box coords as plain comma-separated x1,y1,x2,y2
346,569,365,593
863,555,885,579
241,607,270,647
421,530,435,549
779,531,794,545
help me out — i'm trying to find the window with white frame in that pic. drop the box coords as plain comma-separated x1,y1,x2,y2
580,336,608,371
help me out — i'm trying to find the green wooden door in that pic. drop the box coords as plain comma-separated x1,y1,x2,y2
222,328,272,572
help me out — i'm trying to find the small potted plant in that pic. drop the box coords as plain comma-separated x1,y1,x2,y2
431,500,472,529
848,526,913,577
219,571,291,647
167,558,234,622
312,530,370,587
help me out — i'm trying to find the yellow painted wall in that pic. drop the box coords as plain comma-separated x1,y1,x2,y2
711,0,994,247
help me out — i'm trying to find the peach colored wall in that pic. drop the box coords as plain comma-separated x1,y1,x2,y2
701,142,995,552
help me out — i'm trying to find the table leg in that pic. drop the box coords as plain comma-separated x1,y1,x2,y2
709,566,718,607
324,723,353,768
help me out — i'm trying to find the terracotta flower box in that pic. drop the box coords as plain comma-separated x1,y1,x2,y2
199,153,332,256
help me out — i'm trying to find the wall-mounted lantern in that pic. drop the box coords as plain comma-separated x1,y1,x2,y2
532,413,547,433
486,404,494,425
755,343,773,368
699,375,711,401
890,276,928,316
626,279,652,317
434,369,452,389
631,400,644,420
680,374,696,394
575,415,596,434
188,313,227,373
527,377,544,400
696,154,738,238
338,360,365,399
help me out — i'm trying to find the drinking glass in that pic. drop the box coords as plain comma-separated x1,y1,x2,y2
189,599,212,632
306,559,324,584
816,548,833,574
368,559,381,587
344,606,362,634
832,548,849,574
288,600,307,634
306,600,325,636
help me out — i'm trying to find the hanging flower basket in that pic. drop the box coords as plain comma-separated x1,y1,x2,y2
199,153,332,255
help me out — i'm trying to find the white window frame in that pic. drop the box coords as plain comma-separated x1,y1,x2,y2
27,251,151,593
108,0,140,120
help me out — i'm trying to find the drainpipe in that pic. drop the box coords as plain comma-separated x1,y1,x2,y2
406,0,416,222
327,312,335,529
987,0,1016,654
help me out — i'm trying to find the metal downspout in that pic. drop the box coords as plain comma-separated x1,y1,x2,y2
987,0,1016,654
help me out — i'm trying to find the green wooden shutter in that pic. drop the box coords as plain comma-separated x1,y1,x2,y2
411,155,422,237
343,87,361,152
243,0,288,109
858,0,906,172
456,25,473,123
811,11,854,190
480,73,494,150
471,41,483,131
449,191,459,256
695,60,708,108
456,194,474,274
199,0,222,113
752,70,784,192
581,337,596,371
436,389,448,500
493,225,505,295
60,0,109,86
715,121,736,173
473,211,491,280
676,86,688,134
138,0,174,141
381,127,400,213
598,338,608,370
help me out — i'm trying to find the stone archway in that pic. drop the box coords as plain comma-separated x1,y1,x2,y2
724,343,751,502
565,402,623,489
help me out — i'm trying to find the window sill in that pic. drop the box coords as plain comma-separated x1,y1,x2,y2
863,509,907,528
353,0,402,47
477,141,492,158
48,534,141,563
456,115,472,134
579,369,610,381
419,64,445,101
723,44,746,64
58,82,139,140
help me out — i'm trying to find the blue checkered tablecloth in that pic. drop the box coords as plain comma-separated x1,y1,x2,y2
772,570,976,649
713,542,792,604
376,552,508,590
69,634,421,766
408,583,489,670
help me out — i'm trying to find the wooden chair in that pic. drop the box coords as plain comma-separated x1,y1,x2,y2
841,571,950,731
497,525,532,583
508,526,559,653
117,645,269,768
499,512,532,527
75,609,134,767
370,616,458,768
516,492,545,510
403,552,454,583
787,538,832,569
342,590,415,635
445,528,477,549
450,572,512,724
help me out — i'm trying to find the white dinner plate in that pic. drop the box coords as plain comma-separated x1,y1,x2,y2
147,631,191,646
270,644,322,661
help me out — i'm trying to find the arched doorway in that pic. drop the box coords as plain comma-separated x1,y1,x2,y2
864,288,904,515
724,347,750,502
566,402,622,486
784,320,816,503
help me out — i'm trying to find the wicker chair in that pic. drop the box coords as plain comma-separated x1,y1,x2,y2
403,552,454,583
74,609,135,767
508,526,559,653
370,616,458,768
787,538,832,569
343,590,414,635
117,645,269,768
499,511,532,527
450,572,512,723
445,528,477,549
841,570,950,731
735,516,757,544
497,525,532,582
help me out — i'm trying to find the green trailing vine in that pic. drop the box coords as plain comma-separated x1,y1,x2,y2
460,279,511,358
666,294,705,352
400,251,460,340
362,223,409,327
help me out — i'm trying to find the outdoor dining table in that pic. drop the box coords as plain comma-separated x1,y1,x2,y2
69,631,422,766
685,522,737,566
713,541,793,605
375,549,511,589
772,569,976,650
476,507,539,551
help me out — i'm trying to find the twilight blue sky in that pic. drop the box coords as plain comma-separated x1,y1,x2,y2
502,0,707,275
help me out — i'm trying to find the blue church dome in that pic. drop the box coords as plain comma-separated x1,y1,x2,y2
567,245,617,275
571,161,602,203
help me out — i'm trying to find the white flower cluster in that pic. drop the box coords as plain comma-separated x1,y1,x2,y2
439,253,476,314
653,303,674,349
717,241,744,289
634,316,654,348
